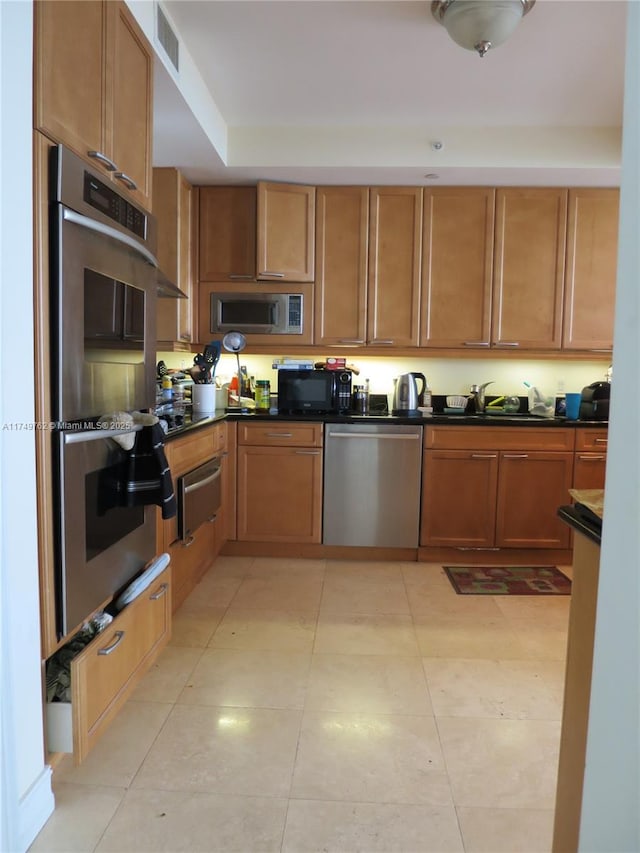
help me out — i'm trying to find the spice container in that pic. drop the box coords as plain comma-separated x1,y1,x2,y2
255,379,271,410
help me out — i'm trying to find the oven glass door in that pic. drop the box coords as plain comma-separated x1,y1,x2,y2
53,205,156,423
56,428,156,637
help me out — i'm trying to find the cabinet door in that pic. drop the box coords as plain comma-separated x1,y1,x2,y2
154,168,194,347
368,187,422,347
34,0,106,160
107,1,154,209
563,189,619,351
257,182,315,282
314,186,369,346
573,453,607,491
165,515,216,613
199,187,256,281
420,450,498,547
495,451,573,548
421,187,494,349
237,445,323,542
493,188,567,350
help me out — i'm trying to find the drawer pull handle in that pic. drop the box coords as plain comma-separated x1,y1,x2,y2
594,438,608,445
338,339,365,345
370,339,394,345
182,534,195,548
471,453,498,459
207,514,218,523
259,271,286,278
266,432,293,438
229,274,255,280
295,450,321,455
463,341,490,347
97,630,125,656
149,583,169,601
578,455,606,461
113,171,138,191
494,342,520,347
503,453,528,459
87,150,117,171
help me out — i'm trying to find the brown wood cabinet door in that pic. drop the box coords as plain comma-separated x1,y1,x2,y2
421,187,494,349
563,188,619,351
368,187,422,347
199,187,257,281
34,0,106,161
154,168,194,347
493,188,567,350
573,453,607,491
257,182,315,282
420,450,498,547
495,451,573,548
107,1,154,209
237,445,322,542
222,423,238,543
314,186,369,346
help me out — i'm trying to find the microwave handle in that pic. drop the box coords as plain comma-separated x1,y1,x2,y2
62,207,158,269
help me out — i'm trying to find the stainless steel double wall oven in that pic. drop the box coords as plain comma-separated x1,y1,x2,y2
50,145,159,637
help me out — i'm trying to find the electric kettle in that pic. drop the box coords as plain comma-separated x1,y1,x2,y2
392,372,426,415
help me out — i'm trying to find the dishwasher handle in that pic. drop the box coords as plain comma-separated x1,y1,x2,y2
328,432,421,441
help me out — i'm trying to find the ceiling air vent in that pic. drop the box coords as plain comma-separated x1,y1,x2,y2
156,4,179,73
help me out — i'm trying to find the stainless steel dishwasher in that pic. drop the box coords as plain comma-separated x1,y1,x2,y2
323,423,423,547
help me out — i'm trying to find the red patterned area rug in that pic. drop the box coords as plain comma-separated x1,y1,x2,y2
443,565,571,596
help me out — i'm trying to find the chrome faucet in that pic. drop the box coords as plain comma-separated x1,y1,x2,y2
469,381,494,414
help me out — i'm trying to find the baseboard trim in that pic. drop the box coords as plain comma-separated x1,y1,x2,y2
18,765,54,853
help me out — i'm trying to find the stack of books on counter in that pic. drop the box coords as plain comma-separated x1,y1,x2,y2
272,357,315,370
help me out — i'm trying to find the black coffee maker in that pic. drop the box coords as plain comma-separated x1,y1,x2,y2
579,382,610,420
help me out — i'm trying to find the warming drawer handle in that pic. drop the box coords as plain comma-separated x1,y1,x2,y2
502,453,529,459
471,453,498,459
184,467,222,494
266,432,293,438
330,433,421,441
97,630,125,656
63,208,158,268
149,582,169,601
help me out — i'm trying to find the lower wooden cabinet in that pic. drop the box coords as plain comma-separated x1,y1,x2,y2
421,427,574,549
46,565,171,764
165,513,217,612
573,428,608,491
237,422,323,543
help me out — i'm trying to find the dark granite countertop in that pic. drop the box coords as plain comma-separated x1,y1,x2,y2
558,505,602,545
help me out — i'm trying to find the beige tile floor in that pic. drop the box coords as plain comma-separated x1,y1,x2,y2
31,557,572,853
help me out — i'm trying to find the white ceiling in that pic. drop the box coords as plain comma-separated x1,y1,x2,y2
151,0,627,186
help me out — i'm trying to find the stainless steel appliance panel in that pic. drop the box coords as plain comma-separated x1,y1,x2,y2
57,428,156,636
177,455,223,541
323,423,423,547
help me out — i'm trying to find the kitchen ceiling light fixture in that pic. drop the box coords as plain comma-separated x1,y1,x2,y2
431,0,536,58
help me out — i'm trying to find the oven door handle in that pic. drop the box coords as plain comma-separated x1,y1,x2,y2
63,207,158,268
63,425,143,445
183,465,222,495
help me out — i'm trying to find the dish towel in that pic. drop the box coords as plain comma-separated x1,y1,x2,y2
125,422,177,520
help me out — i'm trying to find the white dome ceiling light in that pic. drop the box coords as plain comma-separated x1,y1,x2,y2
431,0,536,58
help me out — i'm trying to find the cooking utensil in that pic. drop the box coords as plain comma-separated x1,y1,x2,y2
203,341,222,383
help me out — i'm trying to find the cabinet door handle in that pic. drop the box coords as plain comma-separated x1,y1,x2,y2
594,438,608,445
338,339,365,345
502,453,528,459
149,582,169,601
295,450,321,455
87,150,117,171
463,341,490,347
259,271,285,278
471,453,498,459
370,339,394,345
182,534,195,548
97,630,125,656
113,172,139,191
266,432,293,438
577,455,606,461
229,274,255,280
207,514,218,523
494,342,520,347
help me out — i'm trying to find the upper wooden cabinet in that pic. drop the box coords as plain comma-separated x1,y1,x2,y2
257,182,315,281
563,188,619,352
421,187,495,349
314,186,369,347
199,186,256,281
492,188,567,350
34,0,153,210
153,168,194,350
368,187,423,348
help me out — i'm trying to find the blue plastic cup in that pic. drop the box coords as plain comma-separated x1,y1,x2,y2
565,392,581,420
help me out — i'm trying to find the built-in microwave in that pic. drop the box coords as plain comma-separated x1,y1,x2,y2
208,290,304,335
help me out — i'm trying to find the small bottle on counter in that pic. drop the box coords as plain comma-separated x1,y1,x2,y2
161,375,173,401
254,379,271,411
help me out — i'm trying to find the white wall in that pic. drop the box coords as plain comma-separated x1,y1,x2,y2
578,4,640,849
0,2,54,850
